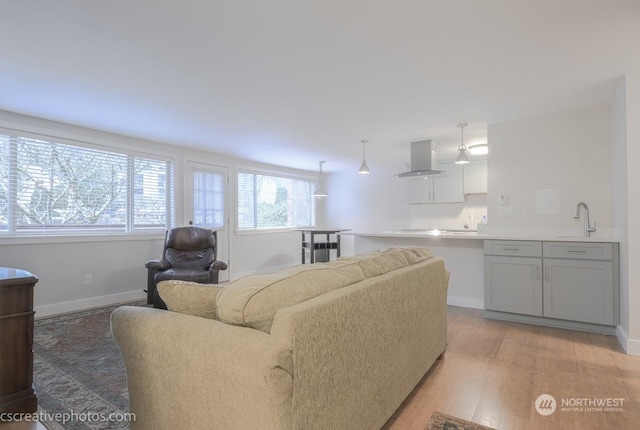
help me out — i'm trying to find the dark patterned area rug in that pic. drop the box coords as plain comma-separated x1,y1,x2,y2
34,303,145,430
426,411,496,430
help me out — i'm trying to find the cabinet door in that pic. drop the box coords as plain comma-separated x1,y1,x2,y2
407,178,434,203
484,256,543,316
543,259,614,325
434,162,465,203
463,158,487,194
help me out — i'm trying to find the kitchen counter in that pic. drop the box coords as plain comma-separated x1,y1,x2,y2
344,228,620,312
343,229,620,243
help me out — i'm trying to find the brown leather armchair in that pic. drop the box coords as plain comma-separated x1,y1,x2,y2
145,227,227,308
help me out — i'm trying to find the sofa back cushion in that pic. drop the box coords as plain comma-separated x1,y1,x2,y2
216,262,365,333
337,246,433,278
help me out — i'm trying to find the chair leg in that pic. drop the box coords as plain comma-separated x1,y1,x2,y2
146,270,156,304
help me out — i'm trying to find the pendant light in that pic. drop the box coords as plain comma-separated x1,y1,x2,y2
455,123,470,165
358,139,370,174
313,161,328,198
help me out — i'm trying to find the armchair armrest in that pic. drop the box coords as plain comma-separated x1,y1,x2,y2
111,307,293,430
210,260,228,271
145,259,171,271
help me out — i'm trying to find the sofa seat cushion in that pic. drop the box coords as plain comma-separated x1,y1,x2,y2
157,280,223,320
216,262,365,333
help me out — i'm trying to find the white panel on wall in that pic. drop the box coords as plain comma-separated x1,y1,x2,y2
536,189,560,215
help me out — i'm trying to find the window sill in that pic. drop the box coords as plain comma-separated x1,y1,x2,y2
0,232,165,245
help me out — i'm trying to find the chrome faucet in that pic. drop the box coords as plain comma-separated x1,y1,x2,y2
574,202,596,237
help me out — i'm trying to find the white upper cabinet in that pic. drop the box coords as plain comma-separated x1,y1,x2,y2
407,161,465,204
463,158,487,194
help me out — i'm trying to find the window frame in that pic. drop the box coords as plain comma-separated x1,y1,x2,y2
0,127,175,238
236,167,315,234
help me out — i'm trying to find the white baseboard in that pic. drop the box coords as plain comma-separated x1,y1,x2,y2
34,290,146,319
616,325,640,356
447,295,484,310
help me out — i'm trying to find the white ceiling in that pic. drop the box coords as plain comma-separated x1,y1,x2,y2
1,1,639,172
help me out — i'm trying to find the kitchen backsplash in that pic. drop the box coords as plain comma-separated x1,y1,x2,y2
410,194,488,230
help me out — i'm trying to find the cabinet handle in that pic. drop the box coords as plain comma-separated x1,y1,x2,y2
503,247,520,251
545,266,550,282
567,249,587,253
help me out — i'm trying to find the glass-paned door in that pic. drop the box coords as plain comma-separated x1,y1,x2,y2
184,161,229,281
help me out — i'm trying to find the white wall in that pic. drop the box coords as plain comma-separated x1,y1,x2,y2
0,236,162,316
611,77,630,350
487,106,613,237
0,110,312,317
320,163,412,256
321,163,411,231
611,72,640,355
625,71,640,354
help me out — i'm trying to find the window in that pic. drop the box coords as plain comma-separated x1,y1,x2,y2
0,131,174,235
237,170,313,230
193,169,225,228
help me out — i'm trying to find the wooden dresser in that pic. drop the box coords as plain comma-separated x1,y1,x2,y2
0,267,38,415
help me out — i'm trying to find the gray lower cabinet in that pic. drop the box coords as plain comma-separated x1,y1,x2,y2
484,240,619,328
484,241,543,316
543,258,614,325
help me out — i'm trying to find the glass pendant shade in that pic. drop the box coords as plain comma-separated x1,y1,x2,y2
454,123,470,165
455,148,470,164
313,161,328,198
358,140,370,174
358,160,370,174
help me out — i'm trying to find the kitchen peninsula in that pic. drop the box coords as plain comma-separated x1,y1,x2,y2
344,229,620,335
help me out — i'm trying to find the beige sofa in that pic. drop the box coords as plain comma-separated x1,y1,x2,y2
111,247,449,430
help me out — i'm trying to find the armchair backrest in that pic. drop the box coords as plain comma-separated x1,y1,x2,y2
162,227,218,270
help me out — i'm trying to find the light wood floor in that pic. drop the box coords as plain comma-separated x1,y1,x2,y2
382,306,640,430
3,306,639,430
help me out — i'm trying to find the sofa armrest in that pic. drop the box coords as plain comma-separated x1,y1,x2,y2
156,280,224,319
111,307,293,430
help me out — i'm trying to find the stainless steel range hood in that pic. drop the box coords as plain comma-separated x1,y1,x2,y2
397,140,446,177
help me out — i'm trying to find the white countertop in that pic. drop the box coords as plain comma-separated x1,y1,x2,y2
343,229,620,243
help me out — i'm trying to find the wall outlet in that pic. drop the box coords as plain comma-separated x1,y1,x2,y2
84,274,93,286
499,205,521,216
499,193,507,205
